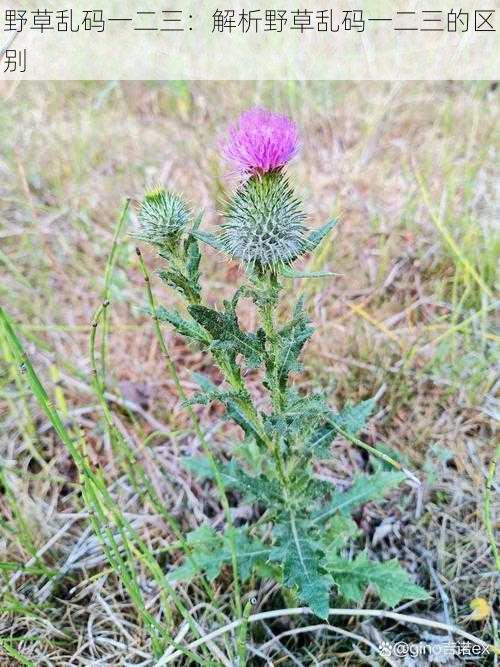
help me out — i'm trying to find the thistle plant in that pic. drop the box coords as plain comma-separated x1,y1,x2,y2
137,108,427,619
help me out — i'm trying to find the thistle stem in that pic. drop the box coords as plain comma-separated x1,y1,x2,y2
217,351,288,490
260,299,285,413
255,271,291,493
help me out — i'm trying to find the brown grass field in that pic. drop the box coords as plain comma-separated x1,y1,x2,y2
0,81,498,665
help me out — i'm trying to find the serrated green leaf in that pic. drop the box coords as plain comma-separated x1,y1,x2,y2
181,456,214,479
232,529,271,580
191,372,217,392
186,373,262,440
168,526,270,584
156,306,210,343
235,436,264,473
286,393,328,439
184,235,201,285
332,399,376,435
189,304,264,368
308,424,337,458
189,210,204,233
323,515,359,551
223,401,262,440
264,393,328,449
223,461,283,506
329,552,429,606
272,517,332,619
186,524,217,546
287,467,332,504
309,399,376,458
183,387,243,407
311,469,405,526
180,458,283,508
275,297,314,386
306,218,338,252
157,268,201,302
281,266,339,279
167,559,201,584
190,229,225,252
167,525,224,583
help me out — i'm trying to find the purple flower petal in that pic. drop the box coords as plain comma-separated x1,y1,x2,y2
222,107,299,178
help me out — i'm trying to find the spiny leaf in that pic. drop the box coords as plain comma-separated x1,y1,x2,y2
168,526,269,584
235,435,264,473
328,552,429,606
289,468,332,502
181,456,214,479
232,530,271,580
158,268,200,302
281,266,339,279
156,306,210,343
309,399,376,458
181,457,283,507
331,399,376,435
184,234,201,285
311,469,405,526
308,424,338,458
272,516,332,619
222,461,283,506
286,393,328,439
190,371,217,393
183,387,243,408
323,515,359,551
190,229,225,252
306,218,338,252
223,400,263,440
264,393,327,447
167,525,223,583
186,373,262,440
275,296,314,385
189,304,264,368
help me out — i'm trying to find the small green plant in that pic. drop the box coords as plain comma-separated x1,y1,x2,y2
136,108,427,618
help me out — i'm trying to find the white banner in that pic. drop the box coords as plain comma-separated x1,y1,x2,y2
0,0,498,80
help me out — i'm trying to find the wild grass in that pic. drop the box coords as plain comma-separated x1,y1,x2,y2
0,81,498,664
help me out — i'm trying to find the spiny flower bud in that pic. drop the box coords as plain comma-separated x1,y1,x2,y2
222,171,308,269
136,187,190,248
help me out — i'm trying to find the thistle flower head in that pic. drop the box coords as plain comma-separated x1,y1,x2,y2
136,187,190,247
222,171,307,269
222,107,299,178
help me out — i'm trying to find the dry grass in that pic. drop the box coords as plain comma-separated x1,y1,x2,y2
0,81,498,665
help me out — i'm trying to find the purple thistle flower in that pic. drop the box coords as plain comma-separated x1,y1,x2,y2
222,107,299,178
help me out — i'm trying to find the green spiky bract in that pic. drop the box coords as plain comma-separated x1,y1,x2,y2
136,188,201,303
136,187,190,249
222,171,308,270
